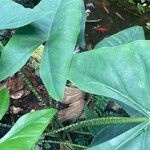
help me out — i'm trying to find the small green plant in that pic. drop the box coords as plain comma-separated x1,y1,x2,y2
0,0,150,150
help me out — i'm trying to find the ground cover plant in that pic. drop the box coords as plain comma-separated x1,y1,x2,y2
0,0,150,149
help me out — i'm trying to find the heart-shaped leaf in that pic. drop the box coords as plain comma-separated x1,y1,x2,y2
0,108,57,150
40,0,83,100
0,88,9,120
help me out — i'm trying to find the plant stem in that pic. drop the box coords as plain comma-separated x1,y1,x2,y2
45,117,148,135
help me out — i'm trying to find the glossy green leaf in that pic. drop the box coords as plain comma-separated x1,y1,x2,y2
90,120,150,150
0,89,9,120
40,0,82,100
0,0,50,29
95,26,145,49
0,109,57,150
0,20,48,81
69,40,150,116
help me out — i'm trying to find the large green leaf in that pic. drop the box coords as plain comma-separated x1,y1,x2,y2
90,121,150,150
40,0,82,100
94,26,145,117
69,40,150,149
0,108,57,150
0,0,51,29
95,26,145,49
0,20,48,81
0,88,9,120
69,40,150,116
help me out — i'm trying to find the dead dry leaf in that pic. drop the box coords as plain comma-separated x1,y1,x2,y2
58,87,85,122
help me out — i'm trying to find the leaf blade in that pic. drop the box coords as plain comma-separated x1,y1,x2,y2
0,17,50,81
0,0,50,29
95,26,145,48
0,88,9,120
69,40,150,116
0,109,57,150
40,0,82,100
90,121,150,150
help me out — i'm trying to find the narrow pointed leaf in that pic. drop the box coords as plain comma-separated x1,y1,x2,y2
40,0,82,100
0,109,57,150
0,89,9,120
69,40,150,116
95,26,145,49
